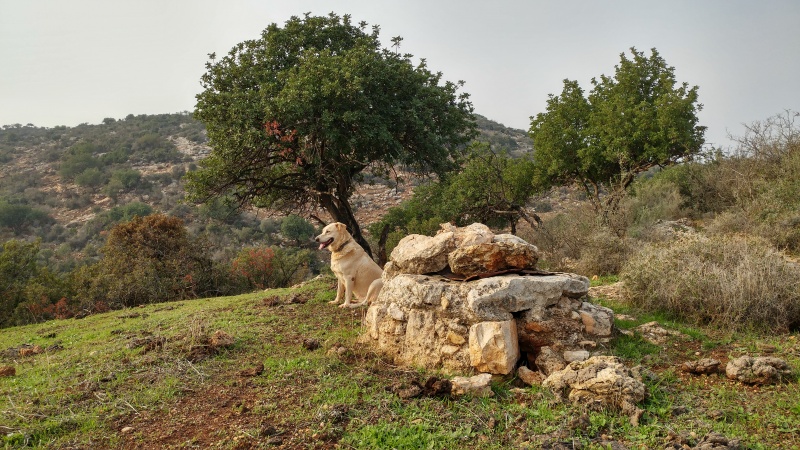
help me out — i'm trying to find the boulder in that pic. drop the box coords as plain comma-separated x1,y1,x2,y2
543,356,646,426
632,321,684,345
362,223,609,376
725,356,792,385
681,358,722,375
441,222,494,247
468,320,519,375
448,240,539,278
390,232,455,274
451,373,494,397
517,365,544,386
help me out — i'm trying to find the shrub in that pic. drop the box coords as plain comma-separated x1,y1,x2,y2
231,247,276,290
621,234,800,332
74,214,215,308
519,204,623,274
280,215,315,245
230,246,313,291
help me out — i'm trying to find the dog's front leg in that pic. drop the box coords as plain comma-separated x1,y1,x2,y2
339,277,355,308
329,279,345,305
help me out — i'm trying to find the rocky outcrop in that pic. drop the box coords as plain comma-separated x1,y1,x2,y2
361,223,614,375
725,356,791,385
543,356,646,426
681,358,722,375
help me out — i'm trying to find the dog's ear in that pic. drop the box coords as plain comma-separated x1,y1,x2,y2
335,222,346,232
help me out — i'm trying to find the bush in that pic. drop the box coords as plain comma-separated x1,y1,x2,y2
621,234,800,332
230,246,313,291
74,214,215,308
518,204,628,275
280,215,315,244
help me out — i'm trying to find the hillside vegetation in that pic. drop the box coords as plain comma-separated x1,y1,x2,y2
2,105,800,447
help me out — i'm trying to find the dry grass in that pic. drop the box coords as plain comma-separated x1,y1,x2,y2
621,233,800,332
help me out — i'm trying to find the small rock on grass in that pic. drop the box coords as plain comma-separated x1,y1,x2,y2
726,355,791,385
681,358,722,375
451,373,494,397
239,363,265,377
210,330,234,348
517,365,544,386
0,366,15,377
302,338,320,351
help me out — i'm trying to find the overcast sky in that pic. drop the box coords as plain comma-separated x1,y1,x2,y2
1,0,798,149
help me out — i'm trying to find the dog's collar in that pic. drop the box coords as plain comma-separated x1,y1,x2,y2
332,236,353,253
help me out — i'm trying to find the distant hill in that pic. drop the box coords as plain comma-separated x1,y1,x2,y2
0,112,531,272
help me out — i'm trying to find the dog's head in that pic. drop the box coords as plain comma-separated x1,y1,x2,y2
314,222,349,251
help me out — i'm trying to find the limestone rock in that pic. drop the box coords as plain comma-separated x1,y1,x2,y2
390,232,455,275
633,321,684,345
363,223,604,375
563,350,590,362
364,272,602,374
451,373,494,397
441,222,494,247
543,356,646,426
578,302,614,337
693,431,742,449
468,320,520,375
681,358,722,375
517,365,544,386
535,346,566,375
448,240,539,278
725,356,791,385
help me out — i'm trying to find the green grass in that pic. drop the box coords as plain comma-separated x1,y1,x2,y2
2,275,799,449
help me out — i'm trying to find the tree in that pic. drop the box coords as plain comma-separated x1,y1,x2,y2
280,214,316,245
530,48,705,218
0,239,40,327
186,13,476,256
369,145,539,263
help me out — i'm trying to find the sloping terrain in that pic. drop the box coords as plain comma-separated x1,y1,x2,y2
2,277,798,449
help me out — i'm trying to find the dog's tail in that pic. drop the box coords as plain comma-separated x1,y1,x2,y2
365,278,383,305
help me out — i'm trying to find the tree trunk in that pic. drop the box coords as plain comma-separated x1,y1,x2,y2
318,193,374,258
376,223,391,268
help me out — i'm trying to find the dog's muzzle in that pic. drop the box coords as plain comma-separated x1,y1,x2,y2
317,237,334,250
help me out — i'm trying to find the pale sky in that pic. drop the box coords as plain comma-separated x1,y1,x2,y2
1,0,798,149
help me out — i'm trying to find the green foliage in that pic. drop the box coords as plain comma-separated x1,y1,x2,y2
74,167,108,188
130,133,182,163
188,13,476,255
369,145,536,257
530,48,705,215
0,200,53,234
0,239,40,326
59,142,103,180
280,214,316,244
442,144,536,230
621,234,800,332
343,422,475,449
74,214,214,308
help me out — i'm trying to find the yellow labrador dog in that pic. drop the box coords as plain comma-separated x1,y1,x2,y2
315,222,383,308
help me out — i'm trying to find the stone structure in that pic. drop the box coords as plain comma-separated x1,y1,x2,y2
361,223,614,375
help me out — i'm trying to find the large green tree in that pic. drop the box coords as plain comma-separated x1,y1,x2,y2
187,13,476,256
530,48,706,217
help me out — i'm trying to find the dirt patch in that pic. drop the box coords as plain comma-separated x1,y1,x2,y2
588,281,623,301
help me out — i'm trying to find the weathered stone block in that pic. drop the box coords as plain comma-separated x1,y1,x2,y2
468,320,519,375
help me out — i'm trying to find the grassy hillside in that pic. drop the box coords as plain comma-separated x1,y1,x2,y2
2,276,798,449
